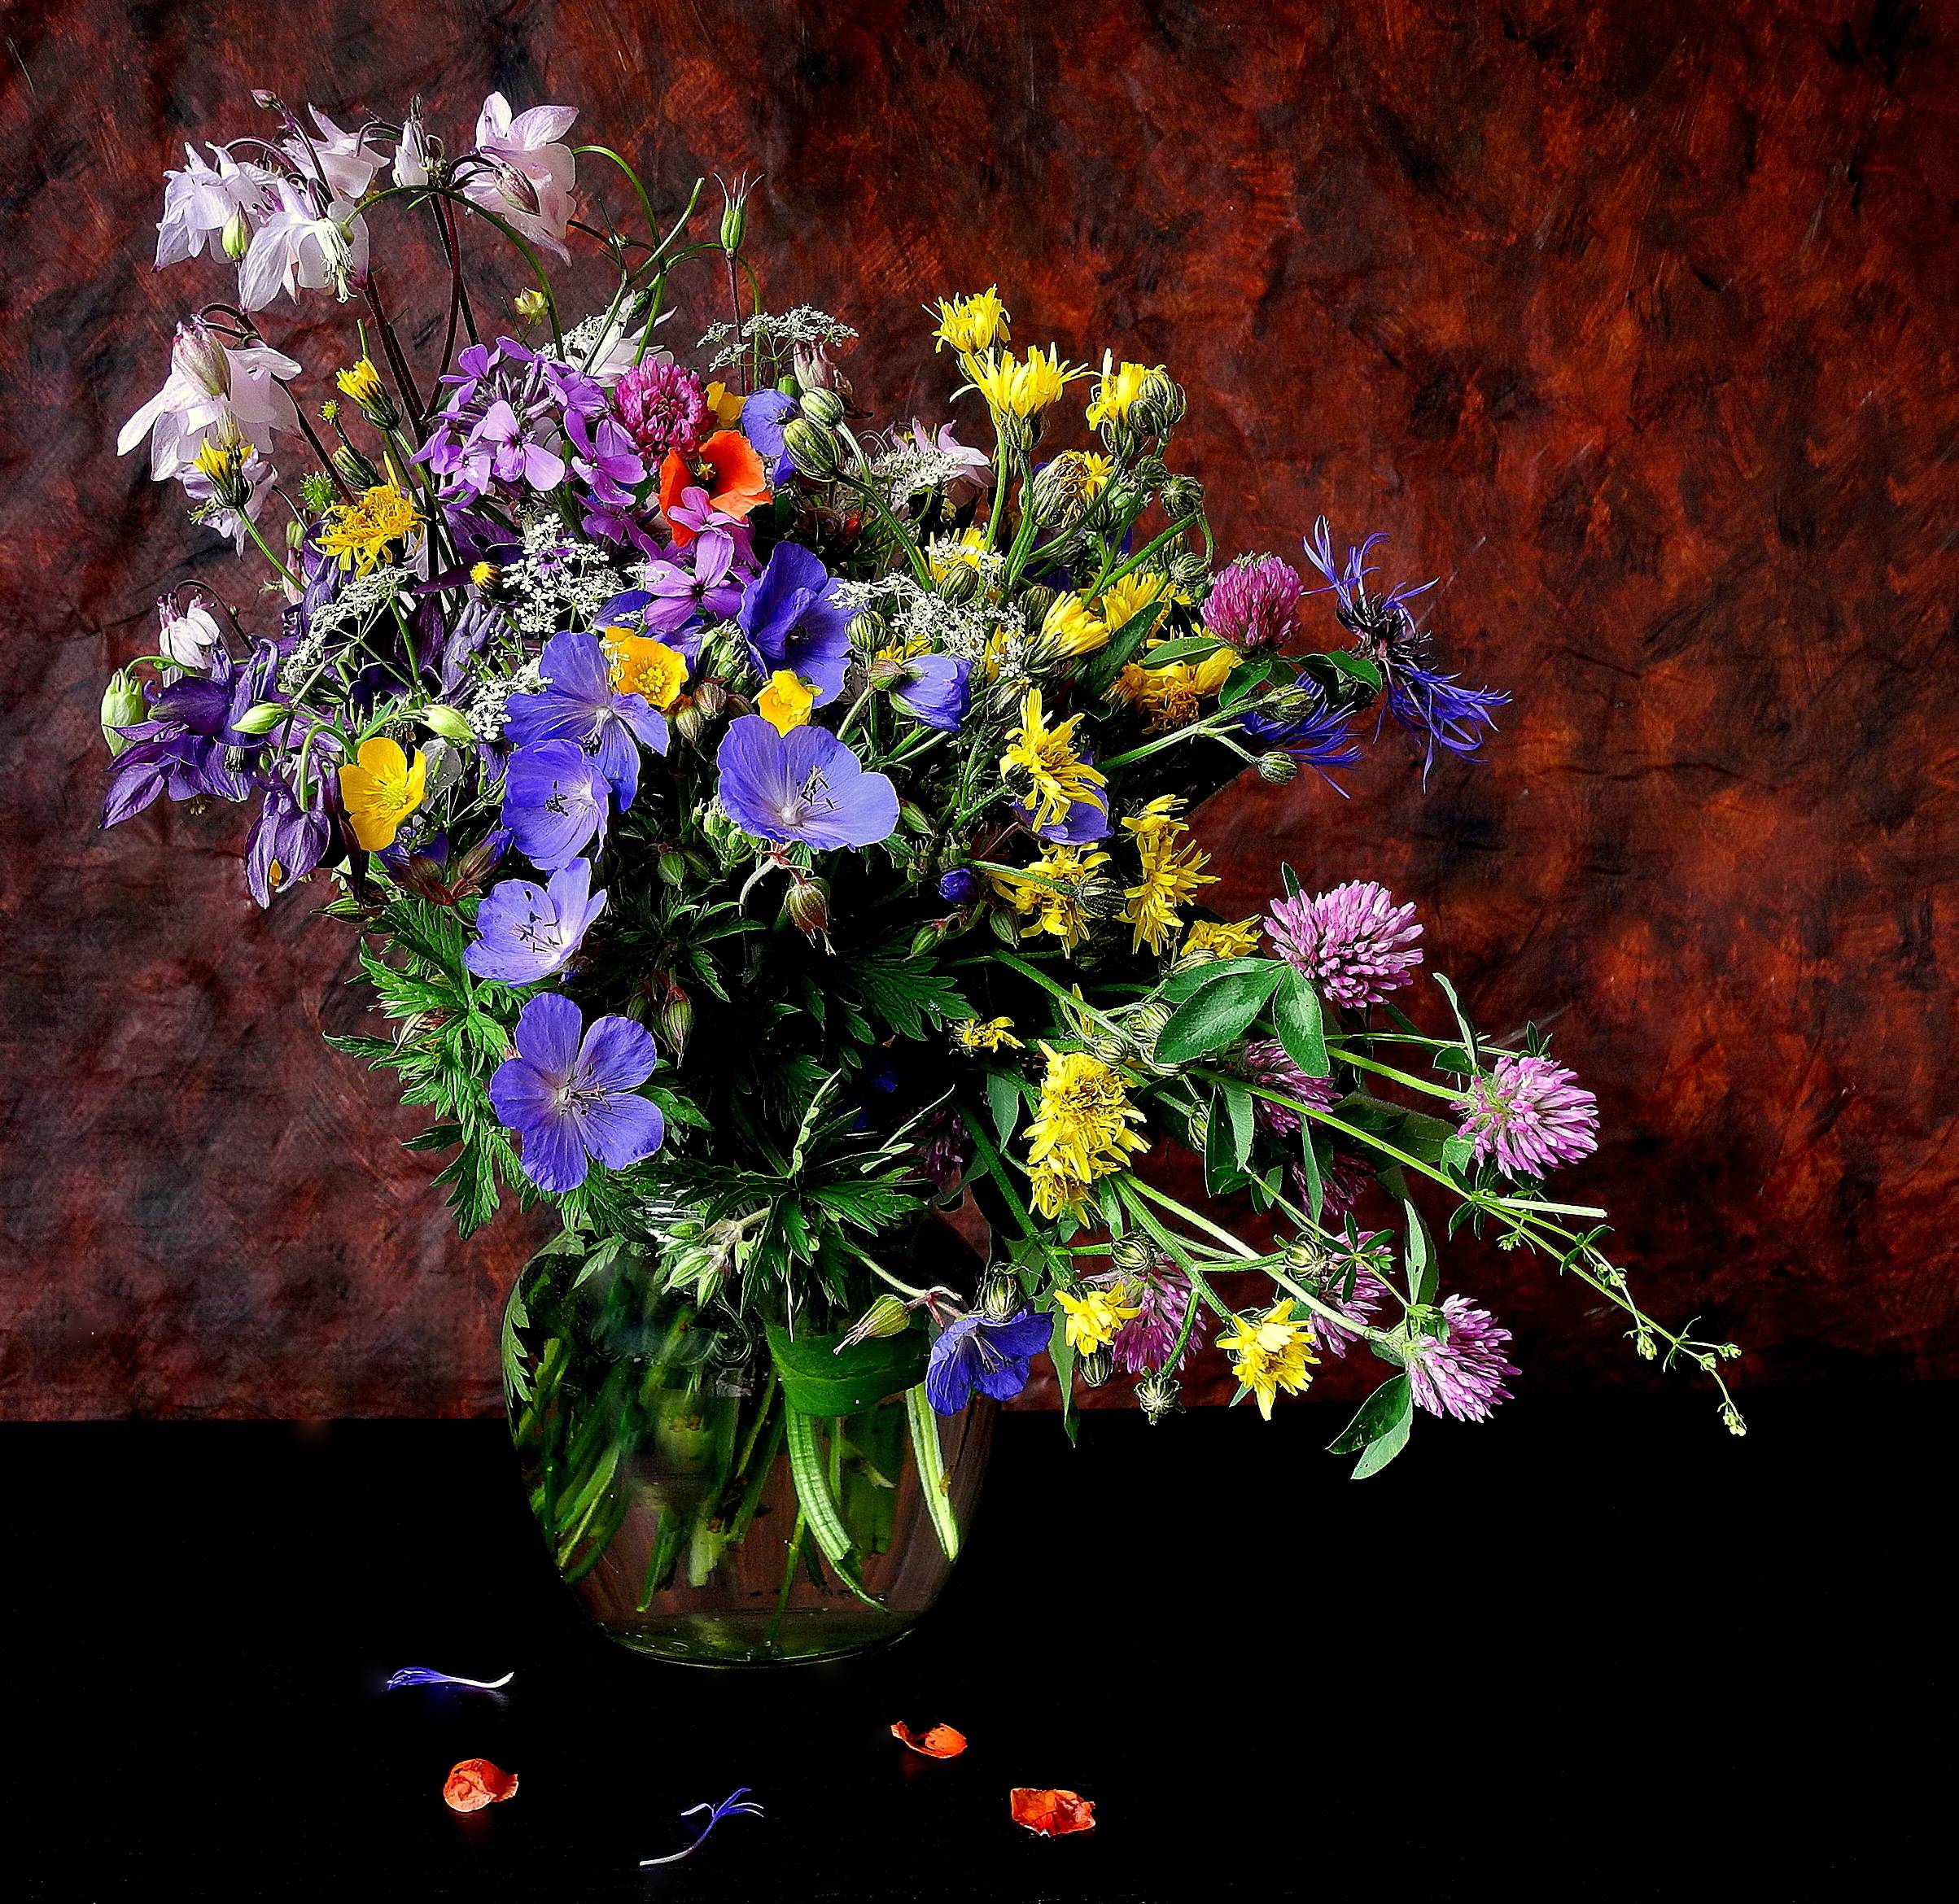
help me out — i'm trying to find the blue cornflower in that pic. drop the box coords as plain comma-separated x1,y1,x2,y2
925,1308,1054,1413
505,630,669,808
1239,684,1362,784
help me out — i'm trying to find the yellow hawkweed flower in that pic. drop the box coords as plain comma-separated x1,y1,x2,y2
318,483,422,576
1078,451,1113,500
602,627,689,710
1023,1044,1149,1220
951,1016,1023,1053
1109,643,1241,731
989,843,1109,951
1001,688,1107,832
757,669,816,734
1182,917,1264,960
1040,592,1109,659
1086,356,1160,429
703,380,746,427
1218,1299,1318,1420
335,357,386,407
469,561,500,589
338,736,427,853
1098,570,1172,643
1054,1285,1144,1356
965,344,1087,417
1122,797,1217,954
929,286,1012,356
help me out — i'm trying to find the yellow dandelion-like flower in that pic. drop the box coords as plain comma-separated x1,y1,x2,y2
469,561,500,590
989,843,1110,951
335,357,386,407
1109,644,1241,731
964,344,1088,418
756,669,816,734
1218,1299,1318,1419
1078,451,1113,500
318,483,421,576
927,526,991,583
1054,1285,1145,1356
1023,1045,1149,1215
602,627,689,710
1040,592,1109,660
338,736,427,853
1001,689,1108,832
1098,570,1173,643
1182,917,1265,961
1086,356,1160,430
1122,797,1217,954
951,1015,1023,1053
929,286,1012,356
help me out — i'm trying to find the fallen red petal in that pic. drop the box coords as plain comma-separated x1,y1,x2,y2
1010,1788,1095,1836
444,1758,519,1813
891,1720,969,1758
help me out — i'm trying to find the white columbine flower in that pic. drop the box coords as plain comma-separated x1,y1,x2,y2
157,597,224,669
281,105,386,199
238,179,369,309
154,145,277,269
466,93,578,261
117,321,301,481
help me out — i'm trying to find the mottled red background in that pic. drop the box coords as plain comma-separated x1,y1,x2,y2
3,0,1956,1419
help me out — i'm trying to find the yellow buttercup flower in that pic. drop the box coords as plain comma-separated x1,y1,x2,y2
929,286,1012,356
1109,643,1241,731
989,843,1110,951
757,669,816,735
318,483,422,576
602,627,689,710
703,379,746,427
1040,592,1109,660
338,736,427,852
1098,570,1173,643
1023,1044,1149,1220
964,344,1087,417
951,1015,1023,1053
1054,1285,1144,1356
1182,917,1264,960
1218,1299,1318,1419
1086,357,1159,430
1001,688,1107,832
1122,797,1217,954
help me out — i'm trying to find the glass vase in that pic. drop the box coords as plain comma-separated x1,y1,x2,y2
505,1238,990,1666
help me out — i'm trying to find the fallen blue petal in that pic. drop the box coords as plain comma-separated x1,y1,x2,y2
385,1666,515,1691
638,1788,764,1867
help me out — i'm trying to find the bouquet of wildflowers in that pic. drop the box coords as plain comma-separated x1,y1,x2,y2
105,87,1742,1614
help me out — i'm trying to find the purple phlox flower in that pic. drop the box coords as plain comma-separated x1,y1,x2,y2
667,483,757,565
489,992,665,1194
1264,879,1423,1010
891,652,971,732
638,1788,765,1869
245,777,333,907
158,596,225,670
1454,1052,1598,1178
925,1308,1053,1413
465,857,608,984
740,388,799,485
155,145,277,269
737,543,852,702
417,337,602,502
1238,681,1362,785
715,715,899,850
907,417,992,505
638,530,745,643
938,867,982,906
1302,518,1507,773
1401,1294,1517,1422
1093,1260,1197,1377
281,106,387,199
1204,554,1303,653
613,359,708,462
1240,1039,1339,1138
237,177,369,311
1301,1257,1390,1356
566,408,645,506
501,740,611,871
505,630,669,808
466,93,578,261
119,322,301,482
385,1666,514,1692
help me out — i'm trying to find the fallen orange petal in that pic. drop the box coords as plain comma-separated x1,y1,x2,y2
1010,1788,1095,1836
444,1758,519,1813
890,1720,968,1758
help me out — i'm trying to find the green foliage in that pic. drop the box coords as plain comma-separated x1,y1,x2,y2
1154,962,1282,1063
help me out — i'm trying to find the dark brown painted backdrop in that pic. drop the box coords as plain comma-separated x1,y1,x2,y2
3,0,1956,1419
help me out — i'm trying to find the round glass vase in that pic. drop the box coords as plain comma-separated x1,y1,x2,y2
505,1242,990,1666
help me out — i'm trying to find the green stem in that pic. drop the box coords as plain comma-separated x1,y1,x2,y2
905,1384,960,1560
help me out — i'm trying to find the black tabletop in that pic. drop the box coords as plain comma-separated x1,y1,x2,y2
5,1385,1944,1899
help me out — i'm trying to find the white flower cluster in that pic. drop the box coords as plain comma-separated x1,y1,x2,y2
871,443,974,498
466,658,544,742
832,573,1024,662
503,516,628,635
699,306,857,371
278,565,413,692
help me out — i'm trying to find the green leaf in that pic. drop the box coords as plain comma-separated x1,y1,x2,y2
1272,970,1330,1077
1440,1134,1476,1178
1432,1043,1476,1076
1161,956,1273,1004
1402,1198,1436,1306
1218,1076,1256,1168
1137,634,1226,667
1298,1131,1325,1223
1203,1090,1244,1197
1319,648,1383,690
766,1321,932,1416
1432,971,1479,1068
1328,1373,1413,1479
645,1085,711,1131
985,1069,1022,1147
1049,1312,1079,1445
1154,965,1283,1064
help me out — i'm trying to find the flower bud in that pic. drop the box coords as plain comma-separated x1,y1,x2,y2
717,174,751,253
1078,1347,1113,1388
1257,751,1299,785
493,159,540,216
513,287,549,325
798,386,846,428
1027,451,1094,531
420,705,475,745
1109,1234,1156,1273
937,867,982,906
100,669,146,755
1136,1371,1182,1423
781,417,844,483
980,1274,1021,1321
1721,1404,1748,1437
333,443,382,491
865,648,908,688
231,701,288,737
840,1294,912,1347
221,205,253,260
655,985,694,1061
1018,583,1057,627
785,876,831,941
173,320,232,400
657,849,688,886
934,562,979,605
846,609,890,651
1135,369,1186,435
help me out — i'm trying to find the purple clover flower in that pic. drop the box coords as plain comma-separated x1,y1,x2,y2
612,360,708,463
1240,1039,1338,1138
1454,1053,1599,1178
1401,1295,1517,1421
925,1308,1053,1413
417,337,606,502
465,858,607,985
1303,1260,1390,1356
1203,553,1302,653
714,715,899,850
489,992,665,1194
1264,880,1422,1010
501,740,611,871
737,543,852,703
892,652,971,732
1288,1148,1374,1222
505,631,668,809
1095,1262,1196,1376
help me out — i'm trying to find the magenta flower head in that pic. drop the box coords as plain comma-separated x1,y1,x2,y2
1202,554,1302,653
1401,1295,1517,1422
1264,879,1422,1010
489,992,665,1194
613,360,708,464
1455,1053,1598,1178
715,715,899,850
1240,1039,1337,1138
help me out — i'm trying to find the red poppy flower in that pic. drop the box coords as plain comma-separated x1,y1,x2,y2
658,430,769,544
1010,1788,1096,1836
890,1720,968,1758
443,1758,519,1813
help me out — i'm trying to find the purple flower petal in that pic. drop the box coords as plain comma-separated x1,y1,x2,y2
575,1013,659,1094
513,990,583,1076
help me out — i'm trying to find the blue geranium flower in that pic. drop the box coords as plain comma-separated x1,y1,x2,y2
925,1308,1054,1413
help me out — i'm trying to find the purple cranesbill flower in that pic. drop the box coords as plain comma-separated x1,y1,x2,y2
938,867,982,906
488,992,665,1194
464,858,608,984
715,715,899,850
505,631,668,809
1035,792,1112,845
384,1666,514,1691
613,359,708,462
1401,1294,1517,1422
925,1307,1054,1413
890,652,971,732
740,388,799,486
1203,553,1302,653
244,780,332,907
1454,1052,1599,1178
501,740,611,871
737,542,852,703
1240,1039,1338,1138
1264,880,1422,1010
638,1788,765,1869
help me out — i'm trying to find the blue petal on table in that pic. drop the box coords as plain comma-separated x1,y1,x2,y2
384,1666,515,1690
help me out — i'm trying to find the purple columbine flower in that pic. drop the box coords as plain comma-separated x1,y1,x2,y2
1455,1053,1599,1178
465,858,608,984
1240,1040,1338,1138
505,630,669,808
613,360,708,463
1264,880,1422,1010
501,740,611,871
891,652,971,732
489,992,666,1194
737,542,852,703
244,779,332,907
714,715,899,850
740,388,799,485
1401,1294,1517,1421
1203,553,1302,653
925,1308,1054,1413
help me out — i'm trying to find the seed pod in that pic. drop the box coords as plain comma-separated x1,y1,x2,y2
655,986,694,1061
786,876,831,941
100,670,146,755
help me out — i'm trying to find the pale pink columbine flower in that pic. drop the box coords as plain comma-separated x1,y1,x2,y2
1454,1053,1598,1179
281,106,385,199
1264,879,1423,1010
393,107,435,189
467,93,578,261
907,417,992,506
238,179,369,309
157,597,224,670
154,145,276,268
117,321,301,481
1401,1295,1517,1422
